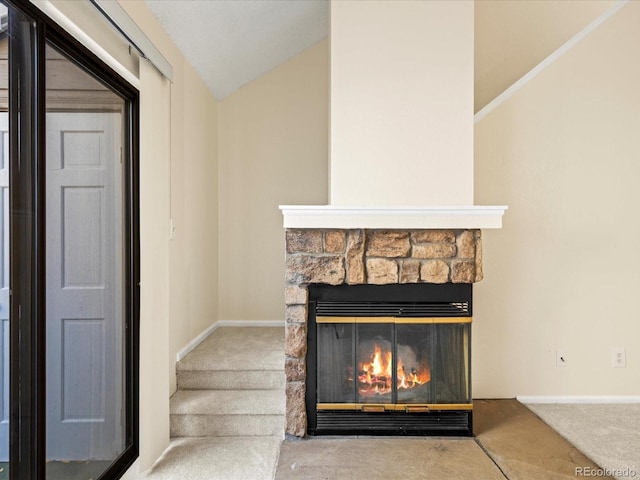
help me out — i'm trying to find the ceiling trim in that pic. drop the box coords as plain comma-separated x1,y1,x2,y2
90,0,173,81
474,0,628,124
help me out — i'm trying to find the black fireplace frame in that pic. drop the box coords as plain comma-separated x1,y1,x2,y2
306,283,473,436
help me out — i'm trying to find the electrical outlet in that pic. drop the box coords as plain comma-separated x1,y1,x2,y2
556,349,568,367
612,347,626,368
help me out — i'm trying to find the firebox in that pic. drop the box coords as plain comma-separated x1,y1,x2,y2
306,283,473,436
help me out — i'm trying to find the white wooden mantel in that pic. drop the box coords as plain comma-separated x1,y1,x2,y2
279,205,508,230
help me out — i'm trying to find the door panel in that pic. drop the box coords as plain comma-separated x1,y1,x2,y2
62,186,105,287
62,318,105,421
46,112,123,460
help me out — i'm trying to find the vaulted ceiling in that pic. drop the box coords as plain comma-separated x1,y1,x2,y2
144,0,615,109
144,0,328,99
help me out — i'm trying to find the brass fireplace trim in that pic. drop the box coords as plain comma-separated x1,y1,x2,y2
317,403,473,412
362,405,386,413
316,316,473,324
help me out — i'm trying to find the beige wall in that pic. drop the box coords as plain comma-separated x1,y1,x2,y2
167,56,219,395
474,1,640,398
475,0,612,113
330,0,474,206
218,40,329,321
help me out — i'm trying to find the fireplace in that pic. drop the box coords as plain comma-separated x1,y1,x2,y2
307,283,473,436
280,0,507,441
283,228,484,437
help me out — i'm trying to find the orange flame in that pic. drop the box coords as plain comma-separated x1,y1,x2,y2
396,357,430,390
357,343,430,396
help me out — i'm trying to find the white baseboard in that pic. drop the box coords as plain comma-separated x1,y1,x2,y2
517,395,640,404
216,319,285,328
176,319,285,362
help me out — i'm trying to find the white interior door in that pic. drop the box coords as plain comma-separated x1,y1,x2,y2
0,113,8,461
45,112,123,460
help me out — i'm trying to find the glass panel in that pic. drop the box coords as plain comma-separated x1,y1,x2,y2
318,320,471,407
396,325,433,404
45,43,125,480
356,323,393,403
317,323,355,403
432,323,471,403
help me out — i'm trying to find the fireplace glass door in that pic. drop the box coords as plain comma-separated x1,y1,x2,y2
316,320,471,408
357,323,394,403
316,323,354,404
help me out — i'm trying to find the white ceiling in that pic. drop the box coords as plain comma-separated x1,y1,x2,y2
144,0,329,99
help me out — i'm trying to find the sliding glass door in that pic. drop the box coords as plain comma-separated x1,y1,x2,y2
2,2,139,479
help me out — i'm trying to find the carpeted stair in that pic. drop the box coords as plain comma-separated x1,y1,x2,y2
170,326,285,439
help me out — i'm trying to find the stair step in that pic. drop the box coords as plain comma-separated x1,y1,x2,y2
177,369,285,390
171,413,284,438
171,389,285,415
170,389,285,438
177,327,284,373
171,327,286,438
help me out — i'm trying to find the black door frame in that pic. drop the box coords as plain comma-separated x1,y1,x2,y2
6,1,140,479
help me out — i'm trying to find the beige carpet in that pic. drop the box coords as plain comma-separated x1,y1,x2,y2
526,403,640,480
141,437,282,480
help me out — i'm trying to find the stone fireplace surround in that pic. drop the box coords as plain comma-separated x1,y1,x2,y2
284,228,483,437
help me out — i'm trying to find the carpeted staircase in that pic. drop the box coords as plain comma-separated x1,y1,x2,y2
170,327,285,440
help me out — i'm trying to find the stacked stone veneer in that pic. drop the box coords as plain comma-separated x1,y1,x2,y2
283,228,483,437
